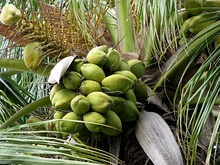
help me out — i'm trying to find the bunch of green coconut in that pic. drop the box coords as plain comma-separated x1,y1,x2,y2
179,0,220,47
38,45,148,140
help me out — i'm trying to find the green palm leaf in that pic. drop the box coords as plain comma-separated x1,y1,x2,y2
1,0,220,164
0,126,119,165
177,45,220,164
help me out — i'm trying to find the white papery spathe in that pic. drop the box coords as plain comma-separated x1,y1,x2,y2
48,56,75,84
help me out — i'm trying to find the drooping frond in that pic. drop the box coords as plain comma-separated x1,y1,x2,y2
0,125,121,165
177,45,220,164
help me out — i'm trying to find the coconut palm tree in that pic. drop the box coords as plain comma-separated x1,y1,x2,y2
0,0,220,164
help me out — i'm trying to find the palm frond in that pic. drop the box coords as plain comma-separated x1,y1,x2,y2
0,90,21,124
153,20,220,91
0,96,50,129
136,0,181,65
177,44,220,164
0,126,120,165
0,75,31,106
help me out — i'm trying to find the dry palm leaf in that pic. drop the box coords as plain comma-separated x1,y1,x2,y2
135,110,184,165
0,23,27,45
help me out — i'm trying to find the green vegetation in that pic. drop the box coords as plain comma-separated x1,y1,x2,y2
0,0,220,164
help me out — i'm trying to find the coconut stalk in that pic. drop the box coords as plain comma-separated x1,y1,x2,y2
102,8,118,46
0,58,54,77
0,70,23,77
115,0,138,53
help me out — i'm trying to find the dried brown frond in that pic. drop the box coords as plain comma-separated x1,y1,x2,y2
0,23,27,45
